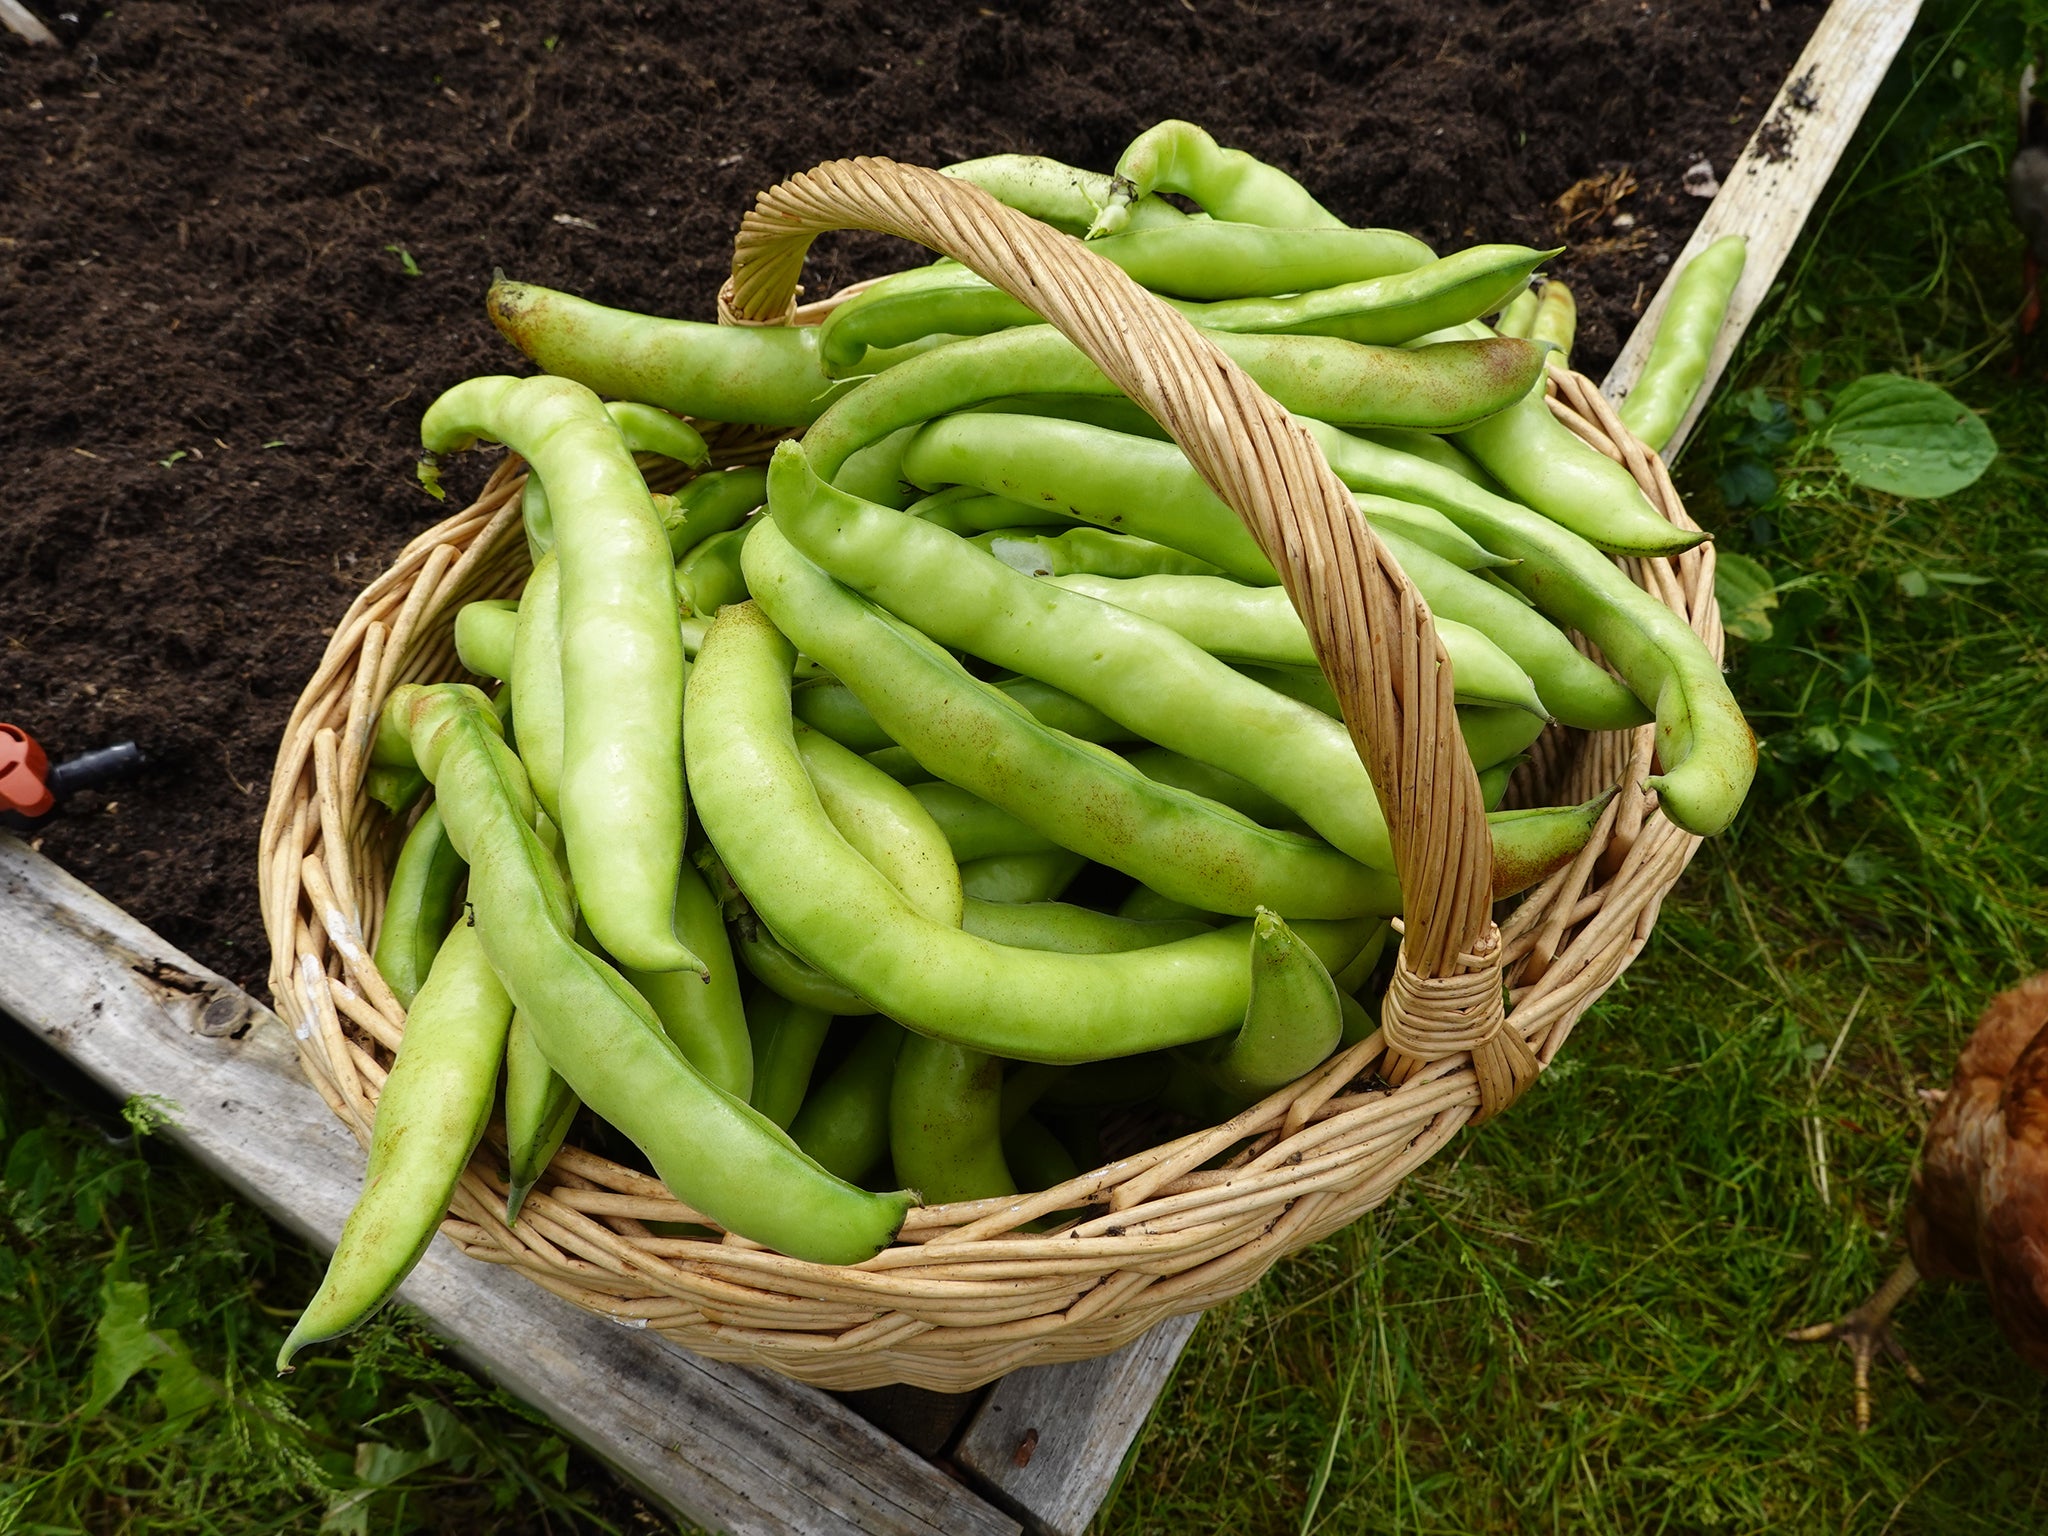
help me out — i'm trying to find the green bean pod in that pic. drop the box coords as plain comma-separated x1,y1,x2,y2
620,862,753,1101
974,526,1231,580
796,726,964,928
508,552,565,823
1201,908,1343,1104
279,914,512,1369
1045,573,1548,717
1617,236,1747,452
1297,426,1753,833
744,514,1400,918
909,780,1057,863
385,682,911,1264
1091,120,1343,235
486,279,851,427
674,526,752,616
1127,746,1303,829
789,1018,905,1184
373,802,465,1009
958,850,1087,904
1529,280,1578,368
909,486,1064,537
740,921,879,1018
523,403,710,560
667,466,769,560
747,991,835,1130
1496,286,1539,338
773,448,1403,868
454,600,519,682
804,325,1544,481
1349,426,1499,489
422,376,698,976
962,898,1209,954
685,600,1380,1062
890,1035,1015,1205
1079,221,1436,300
942,153,1189,236
504,1008,579,1223
1478,756,1522,810
1182,245,1554,346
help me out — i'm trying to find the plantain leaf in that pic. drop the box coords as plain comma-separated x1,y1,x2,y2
1818,374,1996,498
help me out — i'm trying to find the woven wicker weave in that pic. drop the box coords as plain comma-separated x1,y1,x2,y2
259,161,1721,1393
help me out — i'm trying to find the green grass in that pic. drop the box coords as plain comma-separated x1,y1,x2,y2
4,3,2048,1530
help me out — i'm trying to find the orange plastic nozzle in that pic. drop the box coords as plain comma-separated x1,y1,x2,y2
0,724,56,818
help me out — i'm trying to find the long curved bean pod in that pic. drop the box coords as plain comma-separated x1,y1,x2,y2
454,600,519,681
974,526,1229,580
1127,745,1303,830
1079,221,1435,300
667,466,768,560
373,802,465,1009
1529,280,1578,367
741,921,879,1017
1046,572,1547,717
508,552,566,823
909,780,1057,863
1294,425,1753,833
745,512,1401,917
958,850,1087,904
1618,236,1747,451
422,376,699,975
685,600,1381,1061
892,1036,1014,1206
796,725,964,927
1201,908,1343,1104
279,914,512,1368
747,992,835,1130
621,862,754,1101
789,1018,904,1183
504,1008,579,1223
1496,286,1539,338
961,898,1209,954
1091,120,1342,235
674,526,751,616
384,682,911,1263
523,402,710,559
487,279,851,426
909,486,1065,537
942,153,1189,236
804,325,1544,481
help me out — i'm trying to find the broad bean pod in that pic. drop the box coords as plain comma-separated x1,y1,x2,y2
1617,236,1747,452
789,1018,904,1183
422,375,699,975
803,671,1132,758
1529,280,1577,367
774,447,1410,868
1046,572,1548,717
620,861,754,1101
454,599,519,681
1127,745,1303,829
958,849,1087,904
796,725,964,928
744,511,1400,917
675,526,752,616
487,279,850,426
666,466,768,560
385,682,910,1263
941,153,1189,236
279,913,511,1368
748,991,835,1130
373,802,464,1008
684,600,1380,1062
504,1008,579,1223
1201,908,1342,1105
961,898,1209,954
909,780,1057,864
803,325,1545,481
1496,286,1539,338
741,919,879,1017
508,552,565,823
1415,322,1705,558
1090,120,1342,235
523,401,709,559
892,1035,1014,1205
976,526,1227,580
908,486,1063,537
1295,427,1754,833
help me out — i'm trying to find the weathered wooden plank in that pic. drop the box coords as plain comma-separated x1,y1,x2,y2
955,1313,1200,1536
1601,0,1925,455
0,833,1017,1536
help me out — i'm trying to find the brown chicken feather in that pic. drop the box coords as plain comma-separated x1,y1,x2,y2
1791,973,2048,1426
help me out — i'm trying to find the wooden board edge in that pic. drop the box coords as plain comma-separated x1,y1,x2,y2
1601,0,1927,456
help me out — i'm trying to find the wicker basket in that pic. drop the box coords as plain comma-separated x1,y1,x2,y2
259,160,1721,1393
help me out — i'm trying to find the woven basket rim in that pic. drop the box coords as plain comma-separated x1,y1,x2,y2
259,248,1719,1392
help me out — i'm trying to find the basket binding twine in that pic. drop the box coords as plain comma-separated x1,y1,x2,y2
261,160,1722,1392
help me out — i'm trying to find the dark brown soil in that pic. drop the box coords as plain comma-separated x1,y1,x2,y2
1,0,1818,994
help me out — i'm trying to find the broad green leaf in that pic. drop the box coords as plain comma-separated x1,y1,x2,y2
1819,373,1996,497
82,1235,215,1419
1715,553,1779,642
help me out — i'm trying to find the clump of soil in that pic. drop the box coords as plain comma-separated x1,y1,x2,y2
0,0,1819,992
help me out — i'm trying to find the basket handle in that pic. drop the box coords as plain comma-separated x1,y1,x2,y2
729,157,1534,1118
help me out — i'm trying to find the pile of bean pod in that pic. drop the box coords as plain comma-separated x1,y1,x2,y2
280,122,1755,1370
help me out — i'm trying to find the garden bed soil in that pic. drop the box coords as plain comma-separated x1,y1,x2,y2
1,0,1820,993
